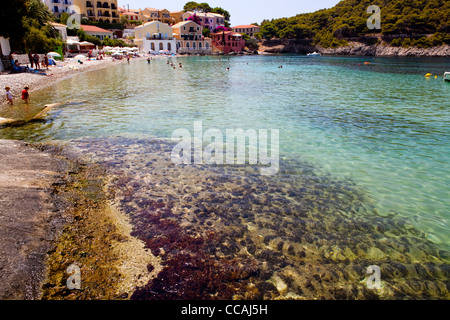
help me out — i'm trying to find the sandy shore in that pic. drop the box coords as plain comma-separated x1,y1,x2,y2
0,56,147,106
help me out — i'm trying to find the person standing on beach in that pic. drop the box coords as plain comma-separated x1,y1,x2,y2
5,87,14,105
43,53,49,69
22,86,30,104
28,53,34,69
33,53,40,69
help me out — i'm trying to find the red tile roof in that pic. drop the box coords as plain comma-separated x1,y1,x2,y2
232,25,259,29
81,25,113,33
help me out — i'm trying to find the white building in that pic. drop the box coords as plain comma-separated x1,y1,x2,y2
43,0,75,18
0,37,12,72
51,22,68,40
134,21,176,54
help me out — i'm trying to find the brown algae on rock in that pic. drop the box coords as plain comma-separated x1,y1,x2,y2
41,153,160,300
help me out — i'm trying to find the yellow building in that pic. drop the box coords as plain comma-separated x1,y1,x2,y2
140,8,174,25
73,0,120,24
134,21,176,54
170,11,185,24
172,21,212,54
118,8,152,25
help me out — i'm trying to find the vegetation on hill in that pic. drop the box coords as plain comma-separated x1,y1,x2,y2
257,0,450,48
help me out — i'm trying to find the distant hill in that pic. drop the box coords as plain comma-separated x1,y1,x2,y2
258,0,450,48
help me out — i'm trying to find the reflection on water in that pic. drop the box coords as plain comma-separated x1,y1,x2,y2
63,136,449,300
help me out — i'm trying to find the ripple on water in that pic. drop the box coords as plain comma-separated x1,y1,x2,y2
61,136,450,300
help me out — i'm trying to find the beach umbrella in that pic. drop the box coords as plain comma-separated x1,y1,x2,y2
80,41,95,46
47,51,61,58
74,54,87,60
66,39,81,45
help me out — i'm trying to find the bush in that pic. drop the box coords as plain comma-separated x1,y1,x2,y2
390,38,403,47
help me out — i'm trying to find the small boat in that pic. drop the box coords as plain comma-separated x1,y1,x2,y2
444,72,450,82
307,52,321,57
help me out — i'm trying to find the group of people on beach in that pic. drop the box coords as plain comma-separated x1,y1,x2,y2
4,86,30,105
9,52,50,73
27,53,49,70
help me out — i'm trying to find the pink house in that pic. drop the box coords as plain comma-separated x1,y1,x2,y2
211,31,246,53
182,11,225,31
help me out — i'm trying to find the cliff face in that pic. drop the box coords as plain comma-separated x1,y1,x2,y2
317,42,450,57
258,40,450,57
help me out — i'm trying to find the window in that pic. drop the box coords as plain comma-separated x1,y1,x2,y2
151,43,155,51
159,43,163,50
53,6,59,12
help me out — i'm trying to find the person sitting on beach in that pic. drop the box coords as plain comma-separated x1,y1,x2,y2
22,86,30,104
12,60,27,73
5,87,14,105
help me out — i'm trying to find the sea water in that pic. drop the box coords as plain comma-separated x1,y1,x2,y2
1,55,449,299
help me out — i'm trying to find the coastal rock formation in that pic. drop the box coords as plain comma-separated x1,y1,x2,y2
258,39,450,57
317,42,450,57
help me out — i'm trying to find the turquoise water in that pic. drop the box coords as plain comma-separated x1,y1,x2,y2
1,55,449,246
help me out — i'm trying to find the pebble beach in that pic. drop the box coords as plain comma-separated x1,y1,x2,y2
0,56,142,106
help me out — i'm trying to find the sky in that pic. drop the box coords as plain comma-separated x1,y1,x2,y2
118,0,342,26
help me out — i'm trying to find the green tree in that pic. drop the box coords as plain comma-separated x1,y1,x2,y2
5,0,62,53
260,23,277,40
59,12,70,25
0,0,27,40
211,7,230,21
183,2,212,13
202,28,211,38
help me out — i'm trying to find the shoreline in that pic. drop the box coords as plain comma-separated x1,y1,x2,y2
0,55,149,107
257,40,450,57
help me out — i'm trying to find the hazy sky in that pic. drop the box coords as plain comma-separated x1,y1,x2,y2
119,0,342,26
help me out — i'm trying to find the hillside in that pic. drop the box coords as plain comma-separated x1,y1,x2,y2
258,0,450,49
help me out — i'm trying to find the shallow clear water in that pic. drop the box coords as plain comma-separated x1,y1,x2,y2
1,55,449,247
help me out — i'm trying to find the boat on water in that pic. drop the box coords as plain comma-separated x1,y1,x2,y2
444,72,450,82
307,52,321,57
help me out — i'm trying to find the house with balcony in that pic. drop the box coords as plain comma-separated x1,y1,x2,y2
182,11,225,31
73,0,119,24
140,8,174,25
118,7,152,26
172,21,211,54
44,0,74,18
232,25,261,38
211,31,246,54
134,21,176,54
